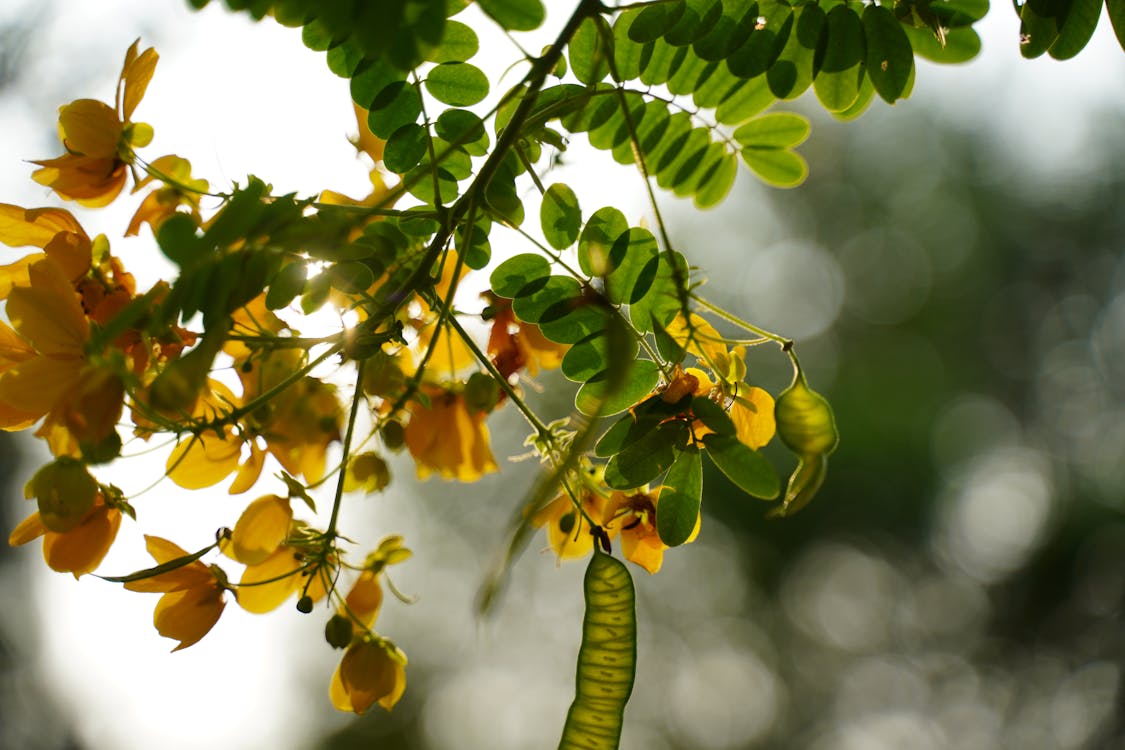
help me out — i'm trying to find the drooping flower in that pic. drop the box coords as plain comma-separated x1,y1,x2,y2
0,257,126,450
329,637,408,714
8,492,123,578
31,40,158,207
485,293,569,380
603,488,700,574
126,155,208,237
124,535,229,651
404,385,498,482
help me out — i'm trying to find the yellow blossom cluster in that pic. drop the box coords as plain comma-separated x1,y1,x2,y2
2,37,805,723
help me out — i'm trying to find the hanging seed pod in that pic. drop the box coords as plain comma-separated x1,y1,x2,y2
774,371,839,457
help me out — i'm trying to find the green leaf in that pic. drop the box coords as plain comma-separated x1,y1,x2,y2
265,261,307,310
578,207,629,276
328,261,375,294
350,58,403,110
366,81,423,139
383,123,428,174
714,75,776,125
477,0,545,30
426,62,490,106
734,112,810,148
435,109,490,156
727,0,793,79
654,126,710,192
539,295,612,345
863,4,915,103
630,1,686,43
666,48,715,96
569,15,612,84
490,253,551,298
703,433,781,499
541,183,583,251
1109,0,1125,52
814,5,866,112
604,420,688,489
428,19,479,63
576,359,661,417
931,0,990,21
594,405,665,457
511,275,582,323
1019,0,1066,57
656,445,703,547
1050,0,1100,58
605,227,660,304
742,146,808,188
563,330,638,383
832,70,876,120
629,251,687,333
694,151,738,208
768,3,825,99
455,219,491,270
694,0,756,60
902,25,981,63
643,39,691,86
692,396,736,435
556,552,635,750
614,9,649,80
665,0,724,46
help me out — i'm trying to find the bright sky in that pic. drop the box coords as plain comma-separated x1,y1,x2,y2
1,2,1124,749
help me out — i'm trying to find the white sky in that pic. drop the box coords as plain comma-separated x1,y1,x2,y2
1,1,1124,749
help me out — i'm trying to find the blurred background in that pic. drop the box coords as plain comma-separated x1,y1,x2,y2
1,1,1125,749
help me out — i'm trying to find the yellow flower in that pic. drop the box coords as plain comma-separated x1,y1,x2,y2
0,203,92,291
404,386,498,482
8,493,122,578
532,489,611,561
0,257,128,448
329,637,408,714
486,294,568,380
31,41,158,207
224,502,337,615
124,535,228,651
603,488,700,575
126,155,208,237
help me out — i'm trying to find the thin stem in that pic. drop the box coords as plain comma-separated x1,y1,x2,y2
691,293,794,349
326,357,367,537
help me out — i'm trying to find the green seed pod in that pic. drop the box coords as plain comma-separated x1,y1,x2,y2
463,371,501,414
381,420,405,451
325,614,354,649
774,372,839,456
296,595,314,614
26,457,98,533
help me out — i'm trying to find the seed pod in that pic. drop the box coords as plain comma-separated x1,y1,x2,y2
296,595,314,614
774,371,839,457
325,614,354,649
26,457,98,532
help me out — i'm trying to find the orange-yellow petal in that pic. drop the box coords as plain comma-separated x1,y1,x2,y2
336,640,406,714
730,384,776,450
119,42,158,122
230,494,291,565
0,204,84,249
57,100,121,158
42,505,122,578
153,585,225,651
0,355,85,418
236,547,303,614
344,570,383,631
5,258,88,355
8,511,47,546
166,432,243,489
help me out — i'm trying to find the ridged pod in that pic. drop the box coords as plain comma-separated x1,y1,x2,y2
557,551,637,750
